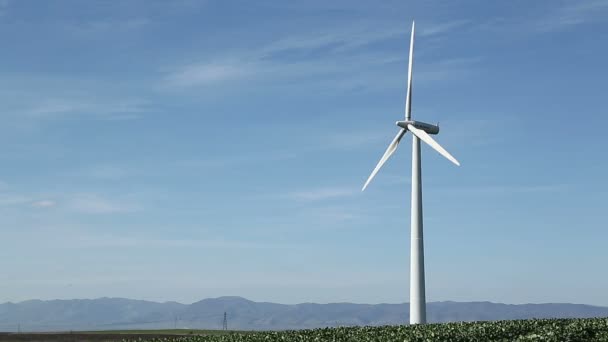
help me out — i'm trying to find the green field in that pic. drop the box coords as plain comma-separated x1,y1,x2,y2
2,318,608,342
114,318,608,342
79,330,235,335
0,329,237,342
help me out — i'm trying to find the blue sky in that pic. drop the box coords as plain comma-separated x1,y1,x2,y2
1,0,608,306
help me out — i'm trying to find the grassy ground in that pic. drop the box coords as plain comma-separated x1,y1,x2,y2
0,329,235,342
77,330,235,335
2,318,608,341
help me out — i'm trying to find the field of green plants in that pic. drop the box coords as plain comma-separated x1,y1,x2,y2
122,318,608,342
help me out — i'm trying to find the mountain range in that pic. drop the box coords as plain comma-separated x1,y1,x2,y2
1,296,607,332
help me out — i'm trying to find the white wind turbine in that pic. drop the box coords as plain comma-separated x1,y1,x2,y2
361,21,460,325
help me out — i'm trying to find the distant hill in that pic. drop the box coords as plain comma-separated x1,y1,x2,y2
1,296,607,332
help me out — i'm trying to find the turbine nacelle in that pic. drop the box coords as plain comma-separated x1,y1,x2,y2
396,120,439,135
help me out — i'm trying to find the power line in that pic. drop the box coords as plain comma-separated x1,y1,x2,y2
222,312,227,331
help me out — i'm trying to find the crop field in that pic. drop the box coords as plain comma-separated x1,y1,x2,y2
2,318,608,342
119,318,608,342
0,330,233,342
79,330,233,336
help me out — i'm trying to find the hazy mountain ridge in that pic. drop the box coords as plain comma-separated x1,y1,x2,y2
1,297,607,332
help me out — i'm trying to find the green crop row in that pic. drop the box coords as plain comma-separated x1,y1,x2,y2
122,318,608,342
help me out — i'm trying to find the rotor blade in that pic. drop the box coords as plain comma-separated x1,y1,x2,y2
362,129,407,191
405,21,415,120
407,124,460,166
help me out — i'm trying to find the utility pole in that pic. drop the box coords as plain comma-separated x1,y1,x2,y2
222,312,227,331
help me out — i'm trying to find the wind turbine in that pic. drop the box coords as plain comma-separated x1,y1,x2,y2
361,21,460,325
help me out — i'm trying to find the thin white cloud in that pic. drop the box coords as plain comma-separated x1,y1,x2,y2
0,71,151,124
72,236,296,250
259,24,406,56
0,184,55,208
66,194,138,214
479,1,608,35
434,118,507,148
0,187,140,214
22,98,146,121
0,193,30,206
162,52,471,89
8,225,298,250
322,129,389,150
419,20,470,37
174,151,297,170
536,0,608,32
68,17,150,37
307,205,360,222
288,187,357,201
31,200,56,208
161,22,477,89
85,164,130,180
435,184,570,197
164,61,252,87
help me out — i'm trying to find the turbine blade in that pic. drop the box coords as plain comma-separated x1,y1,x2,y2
407,124,460,166
362,129,407,191
405,21,415,120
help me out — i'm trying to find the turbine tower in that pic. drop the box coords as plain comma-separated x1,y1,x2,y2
361,21,460,325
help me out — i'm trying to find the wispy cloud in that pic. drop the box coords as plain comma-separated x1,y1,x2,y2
0,187,139,214
161,21,476,89
0,72,150,123
435,118,507,148
321,129,389,150
419,20,470,37
164,61,253,87
68,17,150,37
536,0,608,32
11,225,298,250
84,164,130,181
306,205,360,222
174,151,297,170
479,1,608,35
435,184,570,197
258,23,406,56
0,184,53,208
0,193,30,206
66,194,138,214
71,235,296,250
287,186,357,201
31,200,56,208
22,98,147,121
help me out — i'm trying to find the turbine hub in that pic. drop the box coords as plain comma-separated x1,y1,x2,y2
396,120,439,135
